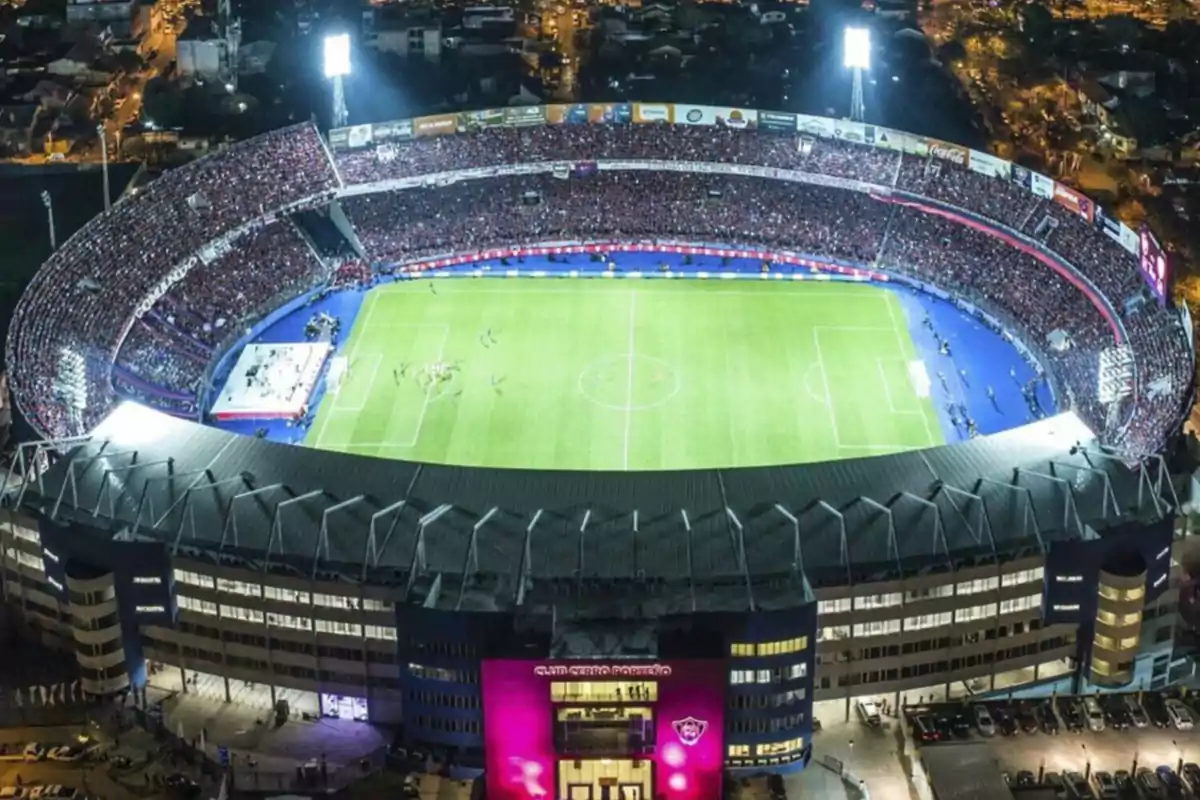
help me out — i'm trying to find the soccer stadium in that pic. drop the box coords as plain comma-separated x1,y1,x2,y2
0,105,1194,797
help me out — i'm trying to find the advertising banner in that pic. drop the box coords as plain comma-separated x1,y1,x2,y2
870,127,906,152
373,119,413,142
758,110,797,133
674,104,716,125
483,659,725,800
968,149,1011,181
1116,220,1139,256
327,127,350,150
632,102,673,123
504,106,547,127
413,113,459,137
1030,172,1055,200
927,138,969,168
831,120,867,144
458,108,504,131
1094,207,1138,255
796,114,836,139
343,124,375,150
1052,181,1094,223
586,103,631,124
552,104,589,124
1011,164,1033,192
713,107,757,129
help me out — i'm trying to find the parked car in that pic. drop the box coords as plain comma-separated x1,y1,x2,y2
974,704,996,736
949,713,971,739
1038,702,1060,734
1083,697,1107,732
1155,766,1183,796
1014,770,1037,787
1137,767,1166,799
934,717,955,739
46,746,85,762
995,707,1019,736
1166,699,1195,730
1064,770,1091,798
0,789,28,800
1181,762,1200,794
22,744,47,762
913,715,943,743
1092,771,1118,799
1017,702,1039,734
1113,770,1134,797
1104,699,1132,731
1059,698,1085,733
29,788,76,800
1124,695,1150,728
1144,693,1172,728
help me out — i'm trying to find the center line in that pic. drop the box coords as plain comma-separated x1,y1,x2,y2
623,291,637,470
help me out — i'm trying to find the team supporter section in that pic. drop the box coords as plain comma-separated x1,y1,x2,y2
343,174,889,266
8,123,338,437
112,220,330,415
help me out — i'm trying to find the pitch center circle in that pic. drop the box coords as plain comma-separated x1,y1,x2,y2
578,355,681,412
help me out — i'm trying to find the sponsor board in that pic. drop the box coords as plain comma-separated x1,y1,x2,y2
796,114,836,139
832,120,867,144
413,113,459,137
716,107,756,128
587,103,631,124
968,149,1011,180
345,124,374,149
555,104,589,124
1030,172,1054,199
898,132,929,157
459,109,505,131
758,110,797,133
927,139,969,167
327,127,350,150
543,104,569,124
632,102,673,123
1094,206,1138,254
1052,181,1093,222
1115,220,1138,256
675,104,715,125
504,106,547,126
869,127,905,152
674,105,755,127
373,119,414,141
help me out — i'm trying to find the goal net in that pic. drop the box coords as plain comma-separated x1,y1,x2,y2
327,356,349,395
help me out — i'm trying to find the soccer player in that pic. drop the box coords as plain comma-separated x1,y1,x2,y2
487,327,497,345
959,367,969,387
479,332,490,349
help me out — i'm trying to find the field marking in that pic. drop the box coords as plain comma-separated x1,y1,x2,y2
311,291,381,448
331,354,381,413
623,292,636,470
811,328,843,447
370,287,887,299
394,323,452,449
577,356,681,412
884,292,940,447
877,359,897,414
802,363,829,407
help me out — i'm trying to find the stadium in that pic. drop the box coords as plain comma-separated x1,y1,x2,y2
0,105,1193,796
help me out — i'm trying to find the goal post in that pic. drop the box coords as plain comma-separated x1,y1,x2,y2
327,356,349,395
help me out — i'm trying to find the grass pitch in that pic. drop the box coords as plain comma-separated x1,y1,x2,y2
306,279,943,471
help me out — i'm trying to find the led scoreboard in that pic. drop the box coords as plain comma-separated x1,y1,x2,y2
1139,225,1169,306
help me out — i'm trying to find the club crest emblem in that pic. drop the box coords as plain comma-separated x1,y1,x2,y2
673,716,708,746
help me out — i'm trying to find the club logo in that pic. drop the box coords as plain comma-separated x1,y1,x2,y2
673,716,708,746
686,108,704,123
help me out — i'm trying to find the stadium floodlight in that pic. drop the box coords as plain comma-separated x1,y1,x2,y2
843,27,871,70
843,26,870,123
323,33,351,78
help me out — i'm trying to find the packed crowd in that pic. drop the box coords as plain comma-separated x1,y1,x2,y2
114,221,330,407
9,118,1190,457
8,123,338,435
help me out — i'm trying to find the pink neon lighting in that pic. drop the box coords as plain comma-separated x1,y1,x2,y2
669,773,688,792
662,743,686,769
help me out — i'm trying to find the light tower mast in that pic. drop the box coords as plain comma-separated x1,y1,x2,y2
323,33,351,129
843,27,871,123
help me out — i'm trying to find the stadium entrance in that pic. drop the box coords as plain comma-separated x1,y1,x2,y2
483,661,725,800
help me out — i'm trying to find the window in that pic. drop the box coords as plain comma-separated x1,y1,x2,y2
819,625,850,642
1001,567,1044,588
1092,658,1113,676
1097,609,1141,627
756,669,771,684
756,738,804,757
313,593,358,610
999,594,1041,615
1094,633,1115,650
5,549,44,571
956,577,998,596
264,586,310,605
818,598,851,615
174,570,214,590
178,596,217,616
727,745,750,758
730,670,755,685
786,663,806,680
852,620,900,638
731,643,755,657
853,593,901,611
316,619,362,638
954,603,997,623
267,612,312,631
220,604,264,624
1118,636,1139,650
217,578,261,598
904,612,951,631
1099,585,1146,602
10,525,39,544
905,583,953,602
365,625,397,641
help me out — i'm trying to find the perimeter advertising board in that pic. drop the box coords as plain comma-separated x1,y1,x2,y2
413,113,460,137
1052,181,1094,223
675,105,757,128
968,149,1011,181
483,660,724,800
587,103,632,124
927,138,969,168
1094,207,1139,257
758,110,797,133
633,102,673,123
505,106,547,127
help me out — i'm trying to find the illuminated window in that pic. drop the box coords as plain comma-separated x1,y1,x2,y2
819,626,850,642
10,525,40,544
954,603,997,623
999,594,1041,615
219,604,264,624
6,549,44,572
1092,658,1113,676
731,643,755,657
267,612,312,631
852,619,901,637
264,586,310,604
728,745,751,758
817,598,851,615
1094,633,1115,650
178,596,217,616
853,593,901,610
956,577,998,595
550,681,657,703
173,570,214,590
904,612,951,632
364,625,396,641
1001,567,1044,588
905,583,953,602
217,578,262,598
756,738,804,756
1118,636,1139,650
1100,585,1145,602
1096,609,1139,627
316,619,362,637
786,663,806,680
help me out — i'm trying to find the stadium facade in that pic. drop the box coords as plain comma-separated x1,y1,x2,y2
2,105,1195,793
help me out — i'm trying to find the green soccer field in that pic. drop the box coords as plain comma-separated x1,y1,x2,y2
305,279,944,471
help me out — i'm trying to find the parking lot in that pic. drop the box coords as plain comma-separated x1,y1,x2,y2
906,689,1200,797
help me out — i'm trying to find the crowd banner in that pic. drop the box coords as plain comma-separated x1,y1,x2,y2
758,110,798,133
796,114,836,139
632,103,673,123
927,138,969,168
413,113,459,137
1052,181,1094,223
967,149,1011,181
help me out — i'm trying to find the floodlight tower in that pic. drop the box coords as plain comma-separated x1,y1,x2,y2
843,26,870,123
323,33,351,129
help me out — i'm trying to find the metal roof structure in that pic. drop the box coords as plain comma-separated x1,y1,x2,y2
4,403,1177,617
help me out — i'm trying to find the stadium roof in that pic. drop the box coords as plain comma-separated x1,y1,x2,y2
7,403,1177,617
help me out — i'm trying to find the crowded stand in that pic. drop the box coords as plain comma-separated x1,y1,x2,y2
7,122,338,435
7,113,1191,460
